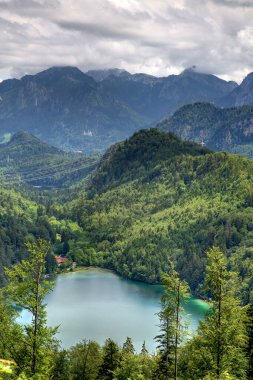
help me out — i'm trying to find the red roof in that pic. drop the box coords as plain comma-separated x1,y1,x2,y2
55,256,67,264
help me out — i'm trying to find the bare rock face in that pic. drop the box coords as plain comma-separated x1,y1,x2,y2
2,66,253,154
0,67,146,154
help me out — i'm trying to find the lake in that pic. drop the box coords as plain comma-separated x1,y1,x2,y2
18,268,210,352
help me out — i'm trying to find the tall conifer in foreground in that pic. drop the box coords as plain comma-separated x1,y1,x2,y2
155,265,190,380
180,247,248,380
5,239,57,379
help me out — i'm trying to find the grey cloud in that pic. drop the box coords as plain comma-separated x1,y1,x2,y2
57,20,138,40
0,0,59,9
0,0,252,83
210,0,253,7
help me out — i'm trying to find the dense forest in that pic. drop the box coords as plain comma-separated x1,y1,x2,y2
62,129,253,303
1,128,253,379
0,242,252,379
1,128,253,301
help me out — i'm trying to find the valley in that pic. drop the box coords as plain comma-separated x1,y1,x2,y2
1,67,253,380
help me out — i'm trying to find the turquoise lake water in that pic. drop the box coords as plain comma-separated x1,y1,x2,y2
18,268,209,352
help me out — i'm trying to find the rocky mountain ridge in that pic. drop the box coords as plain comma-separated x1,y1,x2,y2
0,66,244,153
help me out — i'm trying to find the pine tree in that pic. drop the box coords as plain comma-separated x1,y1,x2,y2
5,239,57,378
98,338,121,380
122,337,135,355
141,341,149,356
181,247,249,380
155,265,190,380
204,247,248,378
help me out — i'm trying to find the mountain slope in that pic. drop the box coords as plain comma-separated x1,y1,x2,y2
89,128,210,194
95,68,237,121
0,131,98,187
69,129,253,303
0,67,147,154
0,66,246,155
220,72,253,107
158,102,253,157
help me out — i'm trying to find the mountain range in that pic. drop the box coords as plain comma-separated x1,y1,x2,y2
92,67,237,121
2,65,252,154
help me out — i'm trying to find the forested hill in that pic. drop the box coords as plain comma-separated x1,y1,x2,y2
89,129,210,194
69,129,253,303
158,102,253,157
0,187,56,286
0,131,98,187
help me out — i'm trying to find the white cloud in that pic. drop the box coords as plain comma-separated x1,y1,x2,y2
0,0,252,83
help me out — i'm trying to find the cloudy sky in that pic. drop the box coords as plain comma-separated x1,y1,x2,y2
0,0,253,83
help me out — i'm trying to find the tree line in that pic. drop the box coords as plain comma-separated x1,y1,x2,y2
0,240,252,379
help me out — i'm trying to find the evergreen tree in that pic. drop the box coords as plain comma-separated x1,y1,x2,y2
98,338,121,380
246,304,253,379
122,337,135,355
180,247,248,379
5,239,57,378
155,265,190,380
141,341,149,356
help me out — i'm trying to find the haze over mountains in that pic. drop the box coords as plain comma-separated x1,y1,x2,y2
2,65,253,154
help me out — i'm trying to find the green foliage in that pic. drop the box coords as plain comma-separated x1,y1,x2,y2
113,353,156,380
68,340,102,380
179,247,248,380
122,337,135,356
89,128,210,195
98,338,121,380
0,131,98,188
246,304,253,379
69,130,253,302
155,267,190,380
4,239,58,379
0,290,24,367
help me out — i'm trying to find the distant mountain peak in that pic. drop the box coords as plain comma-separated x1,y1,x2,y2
27,66,94,86
180,65,201,76
36,66,84,77
182,65,197,72
86,68,130,81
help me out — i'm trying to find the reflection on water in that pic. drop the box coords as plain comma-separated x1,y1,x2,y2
18,268,209,352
